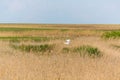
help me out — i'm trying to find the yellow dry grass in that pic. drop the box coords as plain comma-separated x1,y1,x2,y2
0,24,119,80
0,24,120,29
0,30,102,37
0,36,119,80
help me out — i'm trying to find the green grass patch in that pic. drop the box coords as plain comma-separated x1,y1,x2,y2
0,36,74,42
0,37,51,42
0,27,70,32
73,45,101,57
62,45,102,58
102,31,120,39
12,44,102,57
12,44,55,55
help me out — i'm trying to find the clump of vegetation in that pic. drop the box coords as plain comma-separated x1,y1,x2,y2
62,47,71,53
12,43,102,57
12,44,55,55
62,45,102,58
73,45,101,57
102,31,120,39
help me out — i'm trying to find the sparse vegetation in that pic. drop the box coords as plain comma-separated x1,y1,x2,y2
62,47,71,53
102,31,120,39
73,45,102,57
0,24,119,80
11,43,102,57
62,45,102,57
0,36,51,42
111,44,120,48
0,27,58,31
12,44,55,55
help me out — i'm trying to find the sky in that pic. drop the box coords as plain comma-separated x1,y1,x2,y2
0,0,120,24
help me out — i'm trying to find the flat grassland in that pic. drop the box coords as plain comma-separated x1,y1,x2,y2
0,24,120,80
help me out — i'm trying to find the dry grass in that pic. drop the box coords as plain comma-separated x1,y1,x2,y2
0,24,119,80
0,37,120,80
0,29,102,37
0,24,120,30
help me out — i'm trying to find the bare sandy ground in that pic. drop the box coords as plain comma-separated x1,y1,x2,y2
0,36,119,80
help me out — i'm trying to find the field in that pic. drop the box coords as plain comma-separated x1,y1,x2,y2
0,24,120,80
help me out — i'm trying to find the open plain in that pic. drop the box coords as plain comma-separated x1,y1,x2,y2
0,24,120,80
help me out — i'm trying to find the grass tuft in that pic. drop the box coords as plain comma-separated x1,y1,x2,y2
73,45,101,57
12,44,55,55
102,31,120,39
62,45,102,58
62,47,71,53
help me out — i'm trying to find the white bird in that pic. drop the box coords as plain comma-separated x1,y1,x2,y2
64,39,71,45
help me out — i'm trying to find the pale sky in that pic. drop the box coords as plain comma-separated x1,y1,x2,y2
0,0,120,24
